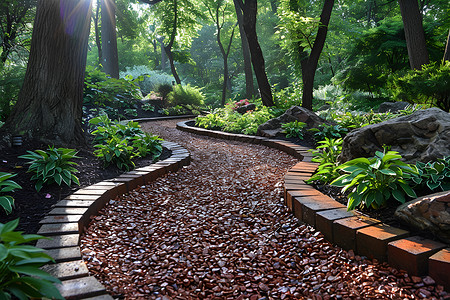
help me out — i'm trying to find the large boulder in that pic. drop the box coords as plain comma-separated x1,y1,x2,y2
377,101,410,113
395,191,450,244
257,106,328,137
339,108,450,164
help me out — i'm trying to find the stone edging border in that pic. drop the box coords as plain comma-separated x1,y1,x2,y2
35,141,190,299
176,120,450,290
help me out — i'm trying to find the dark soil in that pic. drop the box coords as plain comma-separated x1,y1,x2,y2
0,111,171,235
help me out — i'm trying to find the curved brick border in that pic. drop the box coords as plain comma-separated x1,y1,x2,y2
35,141,190,299
177,120,450,290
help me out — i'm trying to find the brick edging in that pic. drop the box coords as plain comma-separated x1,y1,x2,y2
36,141,191,299
176,120,450,290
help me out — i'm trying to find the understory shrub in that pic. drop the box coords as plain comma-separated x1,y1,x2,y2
0,219,63,299
120,66,174,96
309,124,348,142
167,84,204,107
0,173,21,214
89,115,163,171
19,147,80,192
331,150,418,210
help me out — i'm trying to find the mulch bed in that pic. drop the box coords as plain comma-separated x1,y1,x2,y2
79,119,447,299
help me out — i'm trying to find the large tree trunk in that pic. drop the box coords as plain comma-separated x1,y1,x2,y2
301,0,334,110
398,0,429,70
101,0,119,78
164,0,181,84
239,0,274,106
3,0,92,145
233,0,254,99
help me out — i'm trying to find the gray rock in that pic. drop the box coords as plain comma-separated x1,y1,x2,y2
395,191,450,244
377,101,410,113
257,106,328,137
339,107,450,164
236,103,256,114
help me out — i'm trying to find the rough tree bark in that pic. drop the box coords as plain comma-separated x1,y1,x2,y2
300,0,334,110
444,29,450,62
398,0,429,70
2,0,92,145
94,0,102,66
233,0,254,99
101,0,119,78
236,0,274,106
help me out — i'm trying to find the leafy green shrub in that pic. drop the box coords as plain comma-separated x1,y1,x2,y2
120,66,174,96
410,156,450,193
142,103,155,112
0,65,25,122
89,115,163,171
0,219,63,299
306,138,343,184
309,124,348,142
157,83,174,104
84,66,143,119
281,121,306,139
0,173,21,214
19,147,80,192
195,113,225,130
391,62,450,112
167,84,204,107
331,150,418,210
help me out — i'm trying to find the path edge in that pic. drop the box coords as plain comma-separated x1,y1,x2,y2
176,119,450,290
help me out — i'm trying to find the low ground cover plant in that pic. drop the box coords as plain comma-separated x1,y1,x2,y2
0,219,63,299
410,156,450,193
281,121,306,139
89,115,163,171
19,147,80,192
306,138,343,184
331,150,418,210
0,173,21,214
309,124,348,142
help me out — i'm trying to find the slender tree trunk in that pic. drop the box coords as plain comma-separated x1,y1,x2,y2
233,0,254,99
101,0,119,78
156,37,167,71
94,0,102,66
3,0,92,145
301,0,334,110
398,0,429,70
164,0,181,84
444,29,450,62
239,0,274,106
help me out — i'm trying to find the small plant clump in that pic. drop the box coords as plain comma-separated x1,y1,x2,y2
0,219,63,299
0,173,21,214
306,138,343,184
281,121,306,139
90,115,163,171
19,147,80,192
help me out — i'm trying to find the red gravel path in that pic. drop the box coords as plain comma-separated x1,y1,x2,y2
80,119,446,299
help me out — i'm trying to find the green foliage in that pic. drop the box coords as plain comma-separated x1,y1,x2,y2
331,150,418,210
89,115,163,171
391,62,450,112
84,66,143,118
19,147,80,192
142,103,155,112
157,83,174,103
120,67,175,96
273,82,303,110
0,173,21,214
309,123,348,142
306,138,343,184
281,121,306,139
195,104,276,135
167,84,204,106
410,156,450,193
0,219,63,300
0,65,26,121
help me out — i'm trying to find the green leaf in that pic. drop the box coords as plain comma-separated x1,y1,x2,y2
53,173,62,185
399,182,417,198
392,189,405,203
0,218,19,234
379,169,397,176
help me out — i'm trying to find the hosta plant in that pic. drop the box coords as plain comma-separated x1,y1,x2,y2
19,147,80,192
0,219,63,299
331,150,418,210
94,136,135,171
0,173,21,214
306,138,343,184
281,121,306,139
309,124,348,142
410,156,450,192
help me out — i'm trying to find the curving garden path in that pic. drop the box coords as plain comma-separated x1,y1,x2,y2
80,119,444,299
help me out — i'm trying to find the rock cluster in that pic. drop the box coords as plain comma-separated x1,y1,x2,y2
377,101,410,113
257,106,328,137
395,191,450,244
339,107,450,164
